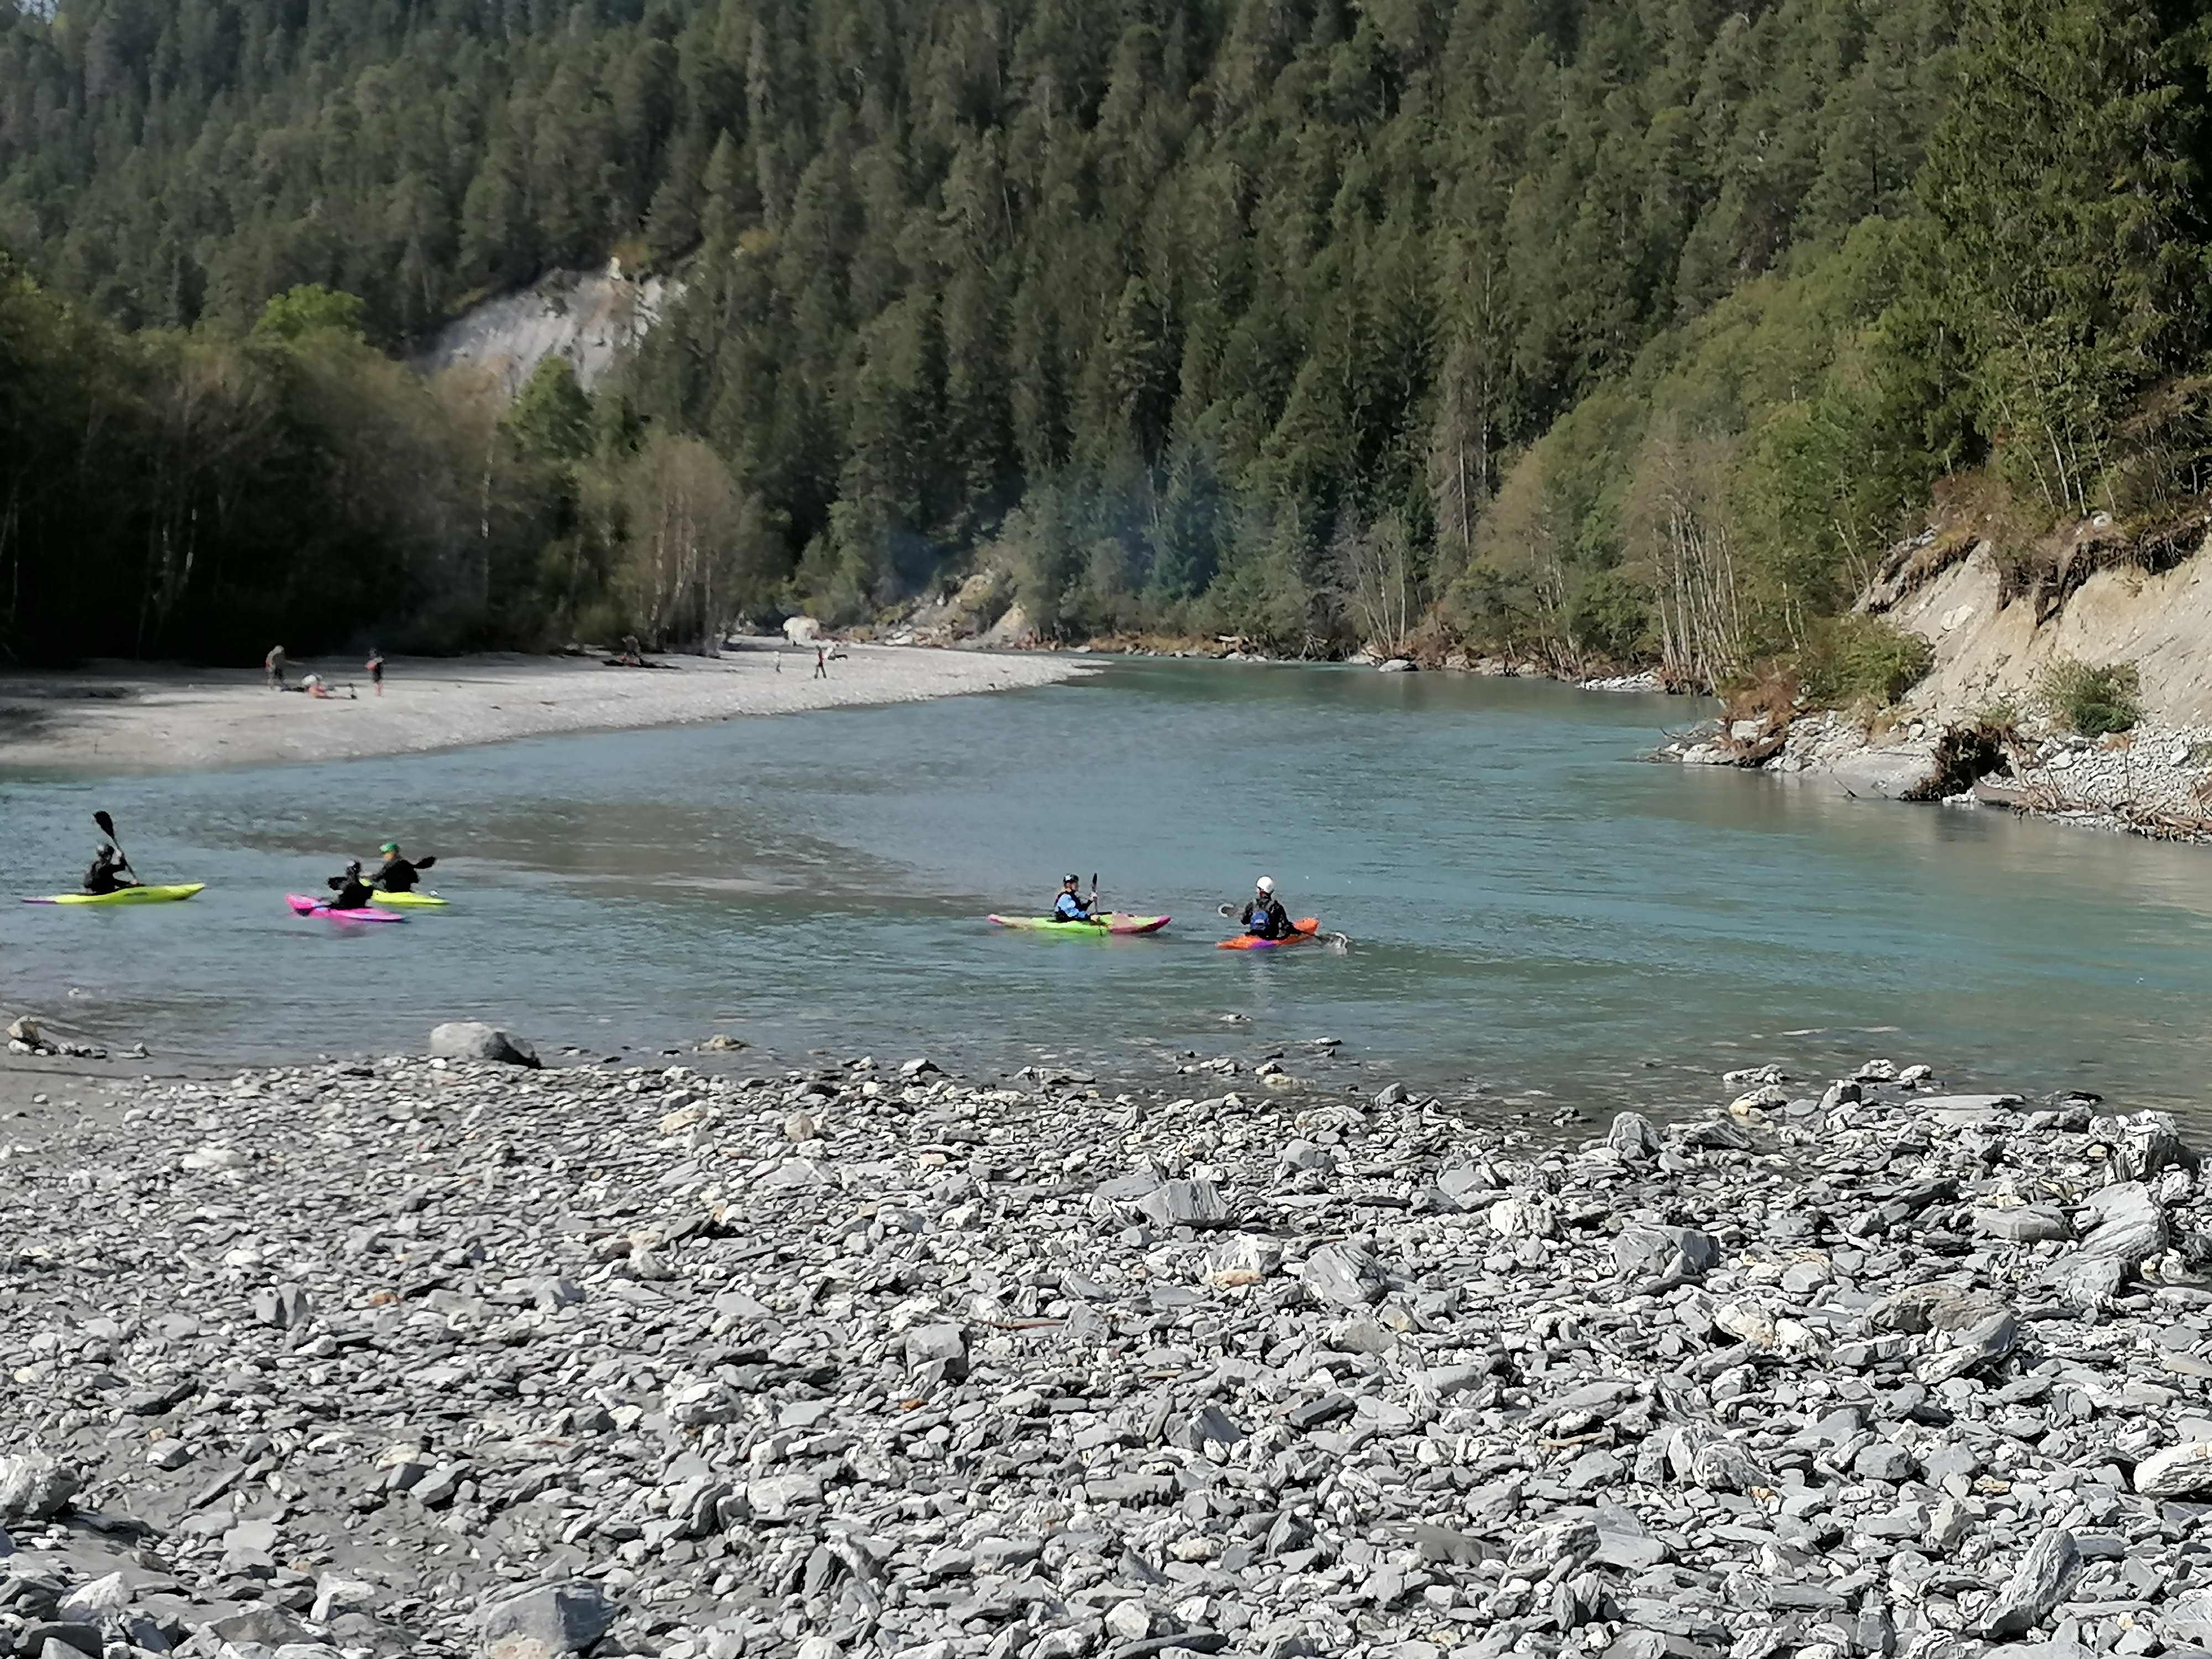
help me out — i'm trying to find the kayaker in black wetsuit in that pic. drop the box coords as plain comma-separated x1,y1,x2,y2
374,842,421,893
84,844,138,896
1051,874,1097,922
326,860,374,910
1239,875,1290,940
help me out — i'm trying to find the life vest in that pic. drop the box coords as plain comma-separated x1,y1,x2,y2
1053,892,1088,920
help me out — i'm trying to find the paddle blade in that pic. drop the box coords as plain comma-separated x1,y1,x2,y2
415,855,437,870
94,810,116,839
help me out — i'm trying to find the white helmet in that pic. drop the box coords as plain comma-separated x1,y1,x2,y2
1256,875,1275,894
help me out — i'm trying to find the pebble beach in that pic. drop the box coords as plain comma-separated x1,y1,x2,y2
4,1041,2211,1659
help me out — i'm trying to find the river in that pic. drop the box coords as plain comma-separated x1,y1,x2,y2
7,659,2209,1117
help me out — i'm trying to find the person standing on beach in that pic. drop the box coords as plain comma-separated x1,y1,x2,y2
368,648,384,696
265,645,287,690
814,644,828,679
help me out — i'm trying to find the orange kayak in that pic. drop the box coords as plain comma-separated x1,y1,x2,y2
1218,917,1321,951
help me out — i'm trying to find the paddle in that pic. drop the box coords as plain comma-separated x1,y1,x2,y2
92,810,136,880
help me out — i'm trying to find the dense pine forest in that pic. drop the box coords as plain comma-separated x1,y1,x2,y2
1,0,2206,678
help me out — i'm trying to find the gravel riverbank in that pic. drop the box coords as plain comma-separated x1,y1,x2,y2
5,1047,2212,1659
0,645,1088,776
1660,712,2212,842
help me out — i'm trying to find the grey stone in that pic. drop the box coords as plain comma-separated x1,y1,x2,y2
428,1020,540,1067
2042,1182,2168,1310
1983,1528,2083,1639
905,1321,969,1381
478,1583,617,1653
1300,1242,1385,1306
1136,1177,1232,1229
1975,1205,2072,1244
0,1452,78,1521
1607,1113,1662,1159
2135,1442,2212,1498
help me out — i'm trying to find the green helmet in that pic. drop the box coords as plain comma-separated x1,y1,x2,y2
378,841,399,854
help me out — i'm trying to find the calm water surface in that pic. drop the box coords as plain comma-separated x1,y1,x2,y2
6,660,2209,1117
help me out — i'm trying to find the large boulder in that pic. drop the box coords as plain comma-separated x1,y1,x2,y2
478,1583,615,1655
1823,745,1940,799
429,1022,539,1068
0,1450,79,1521
782,615,822,644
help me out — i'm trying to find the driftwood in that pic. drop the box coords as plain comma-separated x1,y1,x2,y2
1975,778,2212,842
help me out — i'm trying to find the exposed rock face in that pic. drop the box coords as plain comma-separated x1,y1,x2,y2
413,262,680,395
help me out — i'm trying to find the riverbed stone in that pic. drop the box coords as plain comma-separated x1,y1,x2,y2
427,1020,540,1066
0,1050,2205,1657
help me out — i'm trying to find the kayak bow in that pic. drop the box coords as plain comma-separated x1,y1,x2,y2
1217,917,1321,951
23,883,206,906
369,890,448,908
989,912,1170,936
287,893,407,922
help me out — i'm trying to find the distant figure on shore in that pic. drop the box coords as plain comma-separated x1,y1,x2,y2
265,645,287,690
300,673,356,700
814,644,828,679
367,648,384,696
84,843,137,896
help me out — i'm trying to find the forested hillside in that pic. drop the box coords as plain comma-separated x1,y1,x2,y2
1,0,2206,676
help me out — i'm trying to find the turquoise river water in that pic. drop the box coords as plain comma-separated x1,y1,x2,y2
6,659,2210,1117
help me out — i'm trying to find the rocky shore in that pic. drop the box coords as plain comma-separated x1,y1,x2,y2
6,1046,2212,1659
1660,712,2212,842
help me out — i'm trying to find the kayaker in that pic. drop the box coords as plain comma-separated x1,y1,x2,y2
325,860,375,910
1051,874,1097,922
373,842,422,893
1239,875,1291,941
84,844,138,896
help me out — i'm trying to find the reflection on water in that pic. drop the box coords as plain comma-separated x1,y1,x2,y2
6,659,2210,1121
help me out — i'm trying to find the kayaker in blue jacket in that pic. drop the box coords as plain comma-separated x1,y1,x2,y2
1052,874,1097,922
1240,875,1290,940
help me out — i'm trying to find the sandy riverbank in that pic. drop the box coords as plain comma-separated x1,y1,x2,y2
0,642,1092,774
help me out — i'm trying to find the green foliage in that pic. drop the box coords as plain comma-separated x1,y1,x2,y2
1,0,2205,665
1910,0,2212,517
252,285,369,343
0,0,1988,654
505,358,593,464
1965,697,2022,738
2038,658,2145,736
1799,615,1936,707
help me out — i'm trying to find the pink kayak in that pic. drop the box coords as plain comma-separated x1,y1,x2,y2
287,894,407,922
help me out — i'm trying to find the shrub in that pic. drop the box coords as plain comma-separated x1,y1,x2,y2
2037,658,2143,736
1964,697,2021,739
1799,615,1936,708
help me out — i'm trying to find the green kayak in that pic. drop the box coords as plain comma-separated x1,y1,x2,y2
988,912,1170,936
24,883,206,906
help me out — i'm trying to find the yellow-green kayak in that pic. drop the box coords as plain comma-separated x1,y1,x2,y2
369,890,448,908
24,883,206,906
